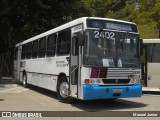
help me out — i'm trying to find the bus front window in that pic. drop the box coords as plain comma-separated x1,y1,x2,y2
83,30,140,68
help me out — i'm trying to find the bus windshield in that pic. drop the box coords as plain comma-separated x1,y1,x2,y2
84,29,140,68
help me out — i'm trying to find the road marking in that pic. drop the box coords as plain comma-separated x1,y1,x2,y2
0,87,28,93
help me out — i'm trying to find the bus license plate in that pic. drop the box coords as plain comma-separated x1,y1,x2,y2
113,89,122,93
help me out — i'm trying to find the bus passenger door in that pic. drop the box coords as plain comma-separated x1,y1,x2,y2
70,26,83,99
70,35,79,98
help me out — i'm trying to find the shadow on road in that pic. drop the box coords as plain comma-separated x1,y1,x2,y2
25,84,147,111
71,99,147,111
25,84,58,100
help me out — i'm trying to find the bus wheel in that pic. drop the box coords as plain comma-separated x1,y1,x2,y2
23,74,28,88
57,77,73,103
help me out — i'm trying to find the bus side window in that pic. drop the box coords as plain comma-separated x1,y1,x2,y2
46,34,56,57
147,43,160,62
147,44,152,62
57,30,71,55
26,43,32,59
21,45,26,59
39,37,46,58
32,40,38,58
152,43,160,62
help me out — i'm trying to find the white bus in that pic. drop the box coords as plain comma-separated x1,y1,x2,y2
141,39,160,88
14,17,142,103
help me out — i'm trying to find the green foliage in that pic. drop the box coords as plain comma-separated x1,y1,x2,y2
138,22,159,39
92,0,126,17
122,0,160,38
151,1,160,38
0,0,160,54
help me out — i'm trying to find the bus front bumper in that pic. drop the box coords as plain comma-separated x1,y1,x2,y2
83,84,142,100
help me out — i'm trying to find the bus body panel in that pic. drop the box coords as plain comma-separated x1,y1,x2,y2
147,63,160,88
20,56,69,92
142,39,160,88
83,84,142,100
81,67,141,100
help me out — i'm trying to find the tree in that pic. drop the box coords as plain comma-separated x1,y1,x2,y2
151,1,160,38
1,0,159,54
0,0,96,49
92,0,127,17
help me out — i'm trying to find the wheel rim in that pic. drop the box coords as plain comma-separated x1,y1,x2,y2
59,82,69,98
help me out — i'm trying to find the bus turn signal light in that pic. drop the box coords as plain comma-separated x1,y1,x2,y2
84,79,90,84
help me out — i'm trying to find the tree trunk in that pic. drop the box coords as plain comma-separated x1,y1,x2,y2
8,31,12,50
0,54,1,81
0,54,4,81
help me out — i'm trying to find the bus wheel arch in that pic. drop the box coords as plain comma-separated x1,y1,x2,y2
56,73,73,103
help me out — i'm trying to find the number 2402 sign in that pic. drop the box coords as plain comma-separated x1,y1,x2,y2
94,31,115,39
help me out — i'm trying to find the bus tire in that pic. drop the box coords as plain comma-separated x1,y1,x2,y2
22,74,28,88
57,77,74,103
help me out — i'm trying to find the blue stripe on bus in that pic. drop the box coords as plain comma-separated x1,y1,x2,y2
83,84,142,100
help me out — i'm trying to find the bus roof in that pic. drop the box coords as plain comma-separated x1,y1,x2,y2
143,39,160,43
16,17,137,47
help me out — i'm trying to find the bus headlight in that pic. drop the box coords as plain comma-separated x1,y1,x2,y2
136,79,140,83
90,79,95,84
130,78,140,83
130,79,135,83
96,79,101,84
84,79,101,84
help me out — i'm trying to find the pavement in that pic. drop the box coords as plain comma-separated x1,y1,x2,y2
0,79,160,94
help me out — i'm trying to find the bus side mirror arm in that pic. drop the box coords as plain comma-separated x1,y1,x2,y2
78,31,85,46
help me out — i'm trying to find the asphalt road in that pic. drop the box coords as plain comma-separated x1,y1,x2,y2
0,84,160,120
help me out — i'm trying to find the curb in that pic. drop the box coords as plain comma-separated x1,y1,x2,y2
0,84,18,87
142,91,160,94
142,87,160,94
0,79,20,87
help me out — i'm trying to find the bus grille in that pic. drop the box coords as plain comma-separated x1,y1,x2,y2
91,67,107,78
91,67,140,79
102,79,130,84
